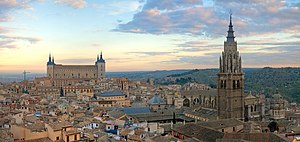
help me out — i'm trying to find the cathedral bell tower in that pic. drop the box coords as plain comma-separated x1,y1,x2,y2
217,14,244,120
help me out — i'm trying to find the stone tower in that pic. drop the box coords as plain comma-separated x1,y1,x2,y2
217,14,244,120
47,53,55,78
96,51,106,79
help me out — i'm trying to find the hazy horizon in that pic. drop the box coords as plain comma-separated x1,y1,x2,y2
0,66,299,74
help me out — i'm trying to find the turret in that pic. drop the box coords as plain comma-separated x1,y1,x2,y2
95,51,106,79
47,54,53,65
52,56,55,64
48,54,51,62
47,53,55,78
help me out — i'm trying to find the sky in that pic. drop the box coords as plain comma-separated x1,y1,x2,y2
0,0,299,73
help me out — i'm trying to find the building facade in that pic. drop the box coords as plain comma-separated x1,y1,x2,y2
269,89,286,120
47,52,105,80
217,14,244,120
244,93,265,121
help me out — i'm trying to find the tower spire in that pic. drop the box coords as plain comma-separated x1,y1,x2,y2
226,11,235,42
49,53,51,62
52,56,55,64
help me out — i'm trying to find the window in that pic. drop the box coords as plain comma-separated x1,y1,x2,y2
222,129,224,132
75,135,77,140
233,80,236,89
220,80,224,88
233,127,235,132
67,136,69,142
56,137,59,140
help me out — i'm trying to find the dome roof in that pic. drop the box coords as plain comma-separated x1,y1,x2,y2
272,89,283,100
148,94,165,104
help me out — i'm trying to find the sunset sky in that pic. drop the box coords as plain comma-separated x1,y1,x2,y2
0,0,299,73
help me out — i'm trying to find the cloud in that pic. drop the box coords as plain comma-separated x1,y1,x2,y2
129,51,175,56
106,57,134,61
0,35,41,49
115,6,217,35
0,35,40,43
114,0,300,37
0,0,33,12
162,53,219,65
240,40,300,46
177,40,222,52
0,0,36,22
0,39,17,49
109,1,142,15
242,50,300,66
0,1,41,49
54,0,87,9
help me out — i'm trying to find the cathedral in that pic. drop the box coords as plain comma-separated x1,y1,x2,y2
217,14,245,120
47,52,106,82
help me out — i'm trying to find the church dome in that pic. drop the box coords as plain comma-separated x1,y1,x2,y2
148,94,165,104
272,89,283,100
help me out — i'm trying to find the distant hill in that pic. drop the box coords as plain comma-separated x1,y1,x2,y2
106,70,190,80
157,68,300,103
159,69,219,87
245,67,300,102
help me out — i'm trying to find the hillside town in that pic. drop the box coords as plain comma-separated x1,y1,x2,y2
0,16,299,142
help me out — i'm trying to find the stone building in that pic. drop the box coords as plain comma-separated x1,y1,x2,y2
180,89,217,109
244,93,265,121
217,14,244,120
147,94,167,111
269,89,286,120
47,52,106,82
95,91,130,107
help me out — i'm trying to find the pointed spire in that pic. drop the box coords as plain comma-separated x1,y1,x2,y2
100,51,105,62
226,11,235,42
96,51,105,63
52,56,55,64
49,53,51,62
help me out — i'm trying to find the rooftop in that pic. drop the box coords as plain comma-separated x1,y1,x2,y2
172,123,224,142
97,91,125,97
48,121,73,131
117,107,150,115
198,118,244,130
148,94,165,104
